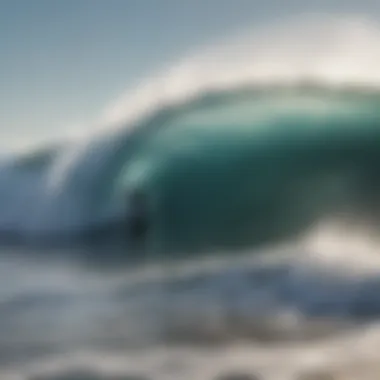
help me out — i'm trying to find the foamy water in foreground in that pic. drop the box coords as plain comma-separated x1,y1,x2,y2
1,225,380,380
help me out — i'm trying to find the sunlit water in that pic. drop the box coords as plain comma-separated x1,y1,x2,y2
2,226,380,380
5,13,380,380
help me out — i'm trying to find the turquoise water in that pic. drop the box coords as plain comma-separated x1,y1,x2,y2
103,88,380,254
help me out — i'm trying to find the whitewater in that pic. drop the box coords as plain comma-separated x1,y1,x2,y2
3,13,380,380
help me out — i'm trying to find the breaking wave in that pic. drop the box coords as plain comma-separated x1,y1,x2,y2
2,14,380,256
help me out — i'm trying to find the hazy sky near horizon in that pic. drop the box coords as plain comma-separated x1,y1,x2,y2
1,0,380,151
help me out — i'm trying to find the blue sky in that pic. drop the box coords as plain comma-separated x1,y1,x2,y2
1,0,380,150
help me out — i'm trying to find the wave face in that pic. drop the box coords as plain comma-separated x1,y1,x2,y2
4,15,380,255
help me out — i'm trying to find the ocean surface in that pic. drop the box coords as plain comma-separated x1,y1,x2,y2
3,13,380,380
